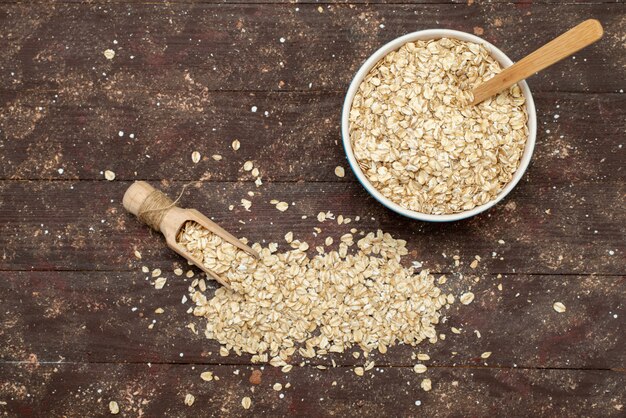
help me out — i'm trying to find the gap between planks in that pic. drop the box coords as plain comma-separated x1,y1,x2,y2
0,1,618,5
1,360,623,373
0,269,624,277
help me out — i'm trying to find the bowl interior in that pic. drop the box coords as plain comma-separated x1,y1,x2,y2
341,29,537,222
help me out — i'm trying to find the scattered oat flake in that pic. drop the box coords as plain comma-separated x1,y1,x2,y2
232,140,241,150
103,49,115,60
212,154,222,161
174,268,183,276
335,166,345,178
155,308,164,314
154,277,167,290
284,232,293,243
134,250,142,259
421,378,432,392
243,161,254,171
242,397,252,410
460,292,475,305
276,202,289,212
553,302,566,313
413,364,427,374
141,266,149,273
354,366,364,376
104,170,116,181
200,371,214,381
184,394,195,406
470,259,479,269
417,353,430,361
273,382,283,391
191,151,201,163
481,351,492,359
241,199,252,211
108,401,120,414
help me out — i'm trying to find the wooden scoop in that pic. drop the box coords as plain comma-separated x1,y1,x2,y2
471,19,603,105
123,181,259,288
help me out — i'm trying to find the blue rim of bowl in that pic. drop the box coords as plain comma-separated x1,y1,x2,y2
341,29,537,222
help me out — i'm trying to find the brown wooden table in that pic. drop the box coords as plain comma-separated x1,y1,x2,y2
1,1,624,416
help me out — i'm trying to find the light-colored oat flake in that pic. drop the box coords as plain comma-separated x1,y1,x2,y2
108,401,120,415
349,38,528,215
460,292,475,305
241,396,252,410
275,202,289,212
104,170,116,181
553,302,566,313
413,364,427,374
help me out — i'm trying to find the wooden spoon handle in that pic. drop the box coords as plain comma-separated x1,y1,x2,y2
471,19,603,105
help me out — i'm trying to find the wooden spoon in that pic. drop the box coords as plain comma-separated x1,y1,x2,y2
123,181,259,288
471,19,603,105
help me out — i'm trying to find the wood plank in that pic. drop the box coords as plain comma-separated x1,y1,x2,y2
1,271,624,368
1,92,624,182
0,180,623,274
1,363,624,417
0,3,623,93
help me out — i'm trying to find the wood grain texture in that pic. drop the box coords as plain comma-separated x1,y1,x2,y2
0,180,624,274
1,363,625,417
0,3,623,93
1,92,624,182
1,271,624,368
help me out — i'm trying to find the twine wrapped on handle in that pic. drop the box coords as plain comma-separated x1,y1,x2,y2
137,183,195,231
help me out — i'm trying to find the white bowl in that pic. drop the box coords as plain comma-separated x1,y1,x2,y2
341,29,537,222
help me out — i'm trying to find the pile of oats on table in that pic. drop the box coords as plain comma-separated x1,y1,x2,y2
349,37,528,215
177,220,454,367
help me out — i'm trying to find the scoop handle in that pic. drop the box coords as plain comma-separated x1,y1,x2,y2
123,181,159,217
471,19,603,105
123,180,180,233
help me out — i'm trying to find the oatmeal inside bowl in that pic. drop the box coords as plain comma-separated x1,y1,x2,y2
342,30,537,222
